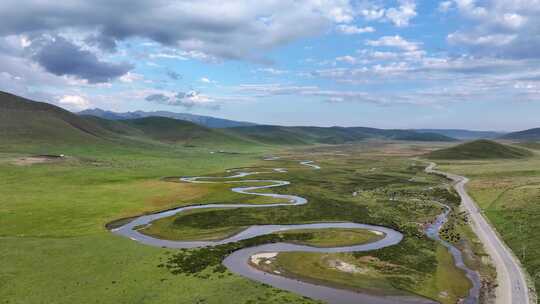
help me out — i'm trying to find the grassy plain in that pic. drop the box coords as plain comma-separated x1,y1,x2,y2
279,228,383,247
1,141,482,304
436,146,540,300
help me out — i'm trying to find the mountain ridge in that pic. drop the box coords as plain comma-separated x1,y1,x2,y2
78,108,257,129
500,128,540,141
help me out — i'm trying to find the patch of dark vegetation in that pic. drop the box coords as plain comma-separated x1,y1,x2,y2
426,187,466,244
440,210,469,244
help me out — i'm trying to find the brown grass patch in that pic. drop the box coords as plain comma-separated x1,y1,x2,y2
141,180,210,209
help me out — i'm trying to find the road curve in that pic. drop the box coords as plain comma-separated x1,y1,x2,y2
426,163,534,304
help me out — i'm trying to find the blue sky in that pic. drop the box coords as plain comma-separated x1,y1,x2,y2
1,0,539,131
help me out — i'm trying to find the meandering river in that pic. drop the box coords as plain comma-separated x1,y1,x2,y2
111,159,478,304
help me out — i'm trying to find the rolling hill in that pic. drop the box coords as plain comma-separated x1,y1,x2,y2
1,91,456,150
425,140,533,160
225,125,456,145
0,91,111,145
118,117,252,146
79,108,256,128
500,128,540,141
0,91,252,148
415,129,505,140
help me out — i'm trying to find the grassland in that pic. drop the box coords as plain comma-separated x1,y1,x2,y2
436,147,540,301
1,137,490,304
279,228,383,247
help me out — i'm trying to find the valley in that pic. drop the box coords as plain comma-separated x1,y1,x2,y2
0,92,537,304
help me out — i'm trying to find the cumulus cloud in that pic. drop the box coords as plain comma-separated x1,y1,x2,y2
237,83,419,105
57,95,91,110
119,72,143,83
438,1,453,12
31,36,133,83
448,33,516,47
145,93,170,104
336,25,375,34
145,90,219,109
0,0,365,61
256,68,289,75
166,70,182,80
446,0,540,59
359,0,417,27
200,77,217,84
366,35,420,51
84,33,117,52
385,0,417,27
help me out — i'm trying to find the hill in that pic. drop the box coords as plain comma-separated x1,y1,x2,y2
0,91,111,145
349,127,456,142
0,91,253,149
426,140,533,160
500,128,540,141
78,108,256,128
415,129,505,140
1,91,455,149
225,125,456,145
120,117,252,146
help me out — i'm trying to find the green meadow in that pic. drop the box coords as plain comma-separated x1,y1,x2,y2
0,140,484,304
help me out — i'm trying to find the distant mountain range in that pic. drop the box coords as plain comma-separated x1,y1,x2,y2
1,91,459,148
78,108,257,128
414,129,505,140
223,125,456,145
500,128,540,141
4,91,539,149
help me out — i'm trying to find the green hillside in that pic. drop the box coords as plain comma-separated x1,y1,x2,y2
120,117,253,146
0,91,110,145
1,91,455,151
0,92,254,150
226,125,455,145
426,140,533,160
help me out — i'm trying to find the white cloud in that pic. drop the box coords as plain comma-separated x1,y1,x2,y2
366,35,420,51
438,1,453,12
335,55,359,64
448,33,517,46
385,0,417,27
447,0,539,58
336,25,375,34
361,8,385,21
0,0,370,62
119,72,143,83
359,1,417,27
256,68,289,75
57,95,91,110
500,13,527,29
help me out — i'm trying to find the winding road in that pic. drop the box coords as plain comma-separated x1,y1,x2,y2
426,163,533,304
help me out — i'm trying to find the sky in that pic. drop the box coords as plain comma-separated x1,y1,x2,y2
0,0,539,131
